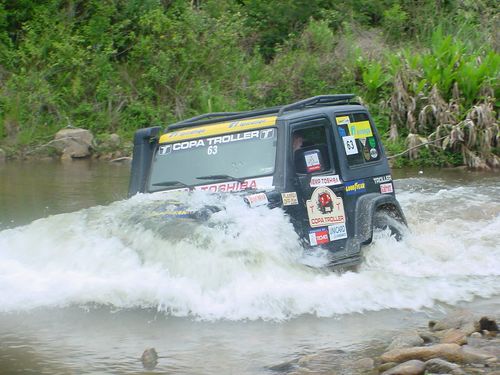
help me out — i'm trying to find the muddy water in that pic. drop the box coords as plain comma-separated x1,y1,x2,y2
0,161,499,374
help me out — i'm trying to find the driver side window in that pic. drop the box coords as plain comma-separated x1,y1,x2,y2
292,124,332,174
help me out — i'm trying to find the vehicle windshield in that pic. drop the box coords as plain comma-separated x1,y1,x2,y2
148,127,277,192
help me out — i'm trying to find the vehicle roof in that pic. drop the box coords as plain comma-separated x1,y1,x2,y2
277,104,366,121
166,95,362,132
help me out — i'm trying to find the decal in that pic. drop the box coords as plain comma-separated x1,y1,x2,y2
338,127,347,137
370,148,378,159
159,116,277,143
194,176,274,193
164,130,264,154
328,223,347,241
244,193,268,208
380,182,394,194
281,192,299,206
310,175,341,188
368,137,376,148
343,136,358,155
373,175,392,184
360,138,367,146
336,116,351,126
304,151,321,172
363,146,371,161
158,144,172,155
306,187,346,228
260,128,275,139
309,227,330,246
344,180,366,195
348,121,373,139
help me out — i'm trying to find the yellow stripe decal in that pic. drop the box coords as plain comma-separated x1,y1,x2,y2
160,116,277,143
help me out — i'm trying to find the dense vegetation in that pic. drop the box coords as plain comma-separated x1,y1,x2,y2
0,0,498,167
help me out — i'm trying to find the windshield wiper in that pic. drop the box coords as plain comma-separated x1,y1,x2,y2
196,174,246,183
152,180,191,189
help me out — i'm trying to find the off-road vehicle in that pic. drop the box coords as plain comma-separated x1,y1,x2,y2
129,95,406,268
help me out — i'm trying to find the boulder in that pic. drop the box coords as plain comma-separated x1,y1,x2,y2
439,329,468,345
479,317,498,332
54,128,93,159
351,357,374,370
425,358,465,374
387,331,425,351
381,359,425,375
428,310,477,332
461,345,497,364
141,347,158,370
109,133,121,147
381,343,464,363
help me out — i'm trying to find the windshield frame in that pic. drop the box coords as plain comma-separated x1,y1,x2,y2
147,126,278,192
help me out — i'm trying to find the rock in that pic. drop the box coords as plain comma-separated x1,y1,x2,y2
297,354,318,366
461,345,497,364
440,329,468,345
109,133,121,147
54,128,94,159
351,357,374,370
0,148,5,163
379,362,399,372
428,310,477,332
479,317,498,332
425,358,465,374
381,359,425,375
470,332,482,339
141,347,158,370
387,331,425,351
381,343,464,363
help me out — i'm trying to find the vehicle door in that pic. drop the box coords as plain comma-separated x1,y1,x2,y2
286,117,347,250
333,111,393,226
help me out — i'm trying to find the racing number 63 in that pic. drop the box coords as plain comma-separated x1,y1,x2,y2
207,145,218,155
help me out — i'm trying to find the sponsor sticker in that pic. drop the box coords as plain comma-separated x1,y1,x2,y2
244,193,268,208
309,227,330,246
328,223,348,241
348,121,373,139
281,192,299,206
363,146,371,161
368,137,376,148
360,138,367,146
310,175,341,187
338,127,347,137
344,180,366,195
336,116,351,126
304,151,321,172
195,176,274,193
370,148,378,159
343,136,358,155
306,187,346,228
380,182,394,194
373,175,392,184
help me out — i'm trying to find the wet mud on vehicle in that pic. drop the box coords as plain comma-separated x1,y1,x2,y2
129,95,406,268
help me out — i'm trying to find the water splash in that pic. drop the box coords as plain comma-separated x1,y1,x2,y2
0,179,499,320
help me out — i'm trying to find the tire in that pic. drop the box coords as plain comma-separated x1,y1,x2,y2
372,210,405,241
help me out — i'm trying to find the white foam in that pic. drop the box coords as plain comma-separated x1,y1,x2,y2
0,180,499,320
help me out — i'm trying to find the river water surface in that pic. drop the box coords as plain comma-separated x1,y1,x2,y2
0,161,499,374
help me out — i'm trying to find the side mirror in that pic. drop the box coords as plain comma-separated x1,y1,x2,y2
294,148,324,174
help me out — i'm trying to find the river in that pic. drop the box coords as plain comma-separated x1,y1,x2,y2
0,160,499,374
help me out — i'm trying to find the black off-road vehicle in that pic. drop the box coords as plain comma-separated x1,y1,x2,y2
129,95,406,268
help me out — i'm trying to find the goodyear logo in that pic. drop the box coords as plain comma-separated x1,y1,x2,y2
345,180,366,195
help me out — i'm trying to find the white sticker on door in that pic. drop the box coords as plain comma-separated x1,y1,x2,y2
343,136,358,155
